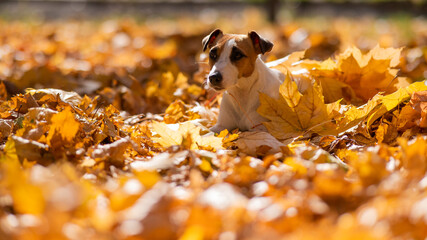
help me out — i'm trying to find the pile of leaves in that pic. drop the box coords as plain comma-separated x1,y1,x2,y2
1,15,427,239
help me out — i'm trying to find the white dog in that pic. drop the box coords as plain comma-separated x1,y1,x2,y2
203,29,284,133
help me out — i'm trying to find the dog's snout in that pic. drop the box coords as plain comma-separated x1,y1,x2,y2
209,72,223,86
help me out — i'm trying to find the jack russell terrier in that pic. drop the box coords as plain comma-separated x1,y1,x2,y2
203,29,285,133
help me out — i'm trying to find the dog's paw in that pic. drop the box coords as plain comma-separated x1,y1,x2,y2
210,124,226,133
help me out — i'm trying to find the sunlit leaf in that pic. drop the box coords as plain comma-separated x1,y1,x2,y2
258,73,337,140
46,107,80,146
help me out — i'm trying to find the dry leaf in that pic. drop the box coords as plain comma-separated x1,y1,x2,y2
1,17,427,240
151,121,223,151
46,107,80,147
235,131,285,156
258,73,336,140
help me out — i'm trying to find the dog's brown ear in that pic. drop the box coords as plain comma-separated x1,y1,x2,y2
248,31,273,55
202,29,223,51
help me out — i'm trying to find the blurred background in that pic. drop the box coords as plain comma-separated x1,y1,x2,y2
1,0,427,113
1,0,426,21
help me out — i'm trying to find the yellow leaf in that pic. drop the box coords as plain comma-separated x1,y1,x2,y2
257,74,336,140
368,45,401,67
46,107,80,146
375,123,387,144
1,139,45,215
11,183,45,215
337,45,403,101
164,100,186,124
151,121,223,150
0,138,22,186
134,170,161,188
197,134,224,151
1,137,19,164
398,136,427,178
281,71,302,108
175,72,189,89
151,122,190,147
235,131,284,156
179,225,204,240
267,51,306,73
336,94,383,132
199,159,213,173
90,195,115,232
284,157,308,175
366,81,427,128
187,84,203,97
295,46,403,103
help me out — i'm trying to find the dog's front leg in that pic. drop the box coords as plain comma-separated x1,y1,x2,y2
210,95,237,133
210,124,227,133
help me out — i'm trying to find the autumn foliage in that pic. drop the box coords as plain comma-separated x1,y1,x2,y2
1,13,427,240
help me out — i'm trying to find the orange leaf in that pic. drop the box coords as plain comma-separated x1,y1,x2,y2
46,107,80,146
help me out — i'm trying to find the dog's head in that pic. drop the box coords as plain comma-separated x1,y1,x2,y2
202,29,273,91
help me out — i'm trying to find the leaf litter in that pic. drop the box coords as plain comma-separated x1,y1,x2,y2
1,15,427,239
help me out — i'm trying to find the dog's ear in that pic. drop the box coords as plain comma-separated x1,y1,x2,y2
202,29,223,51
248,31,273,55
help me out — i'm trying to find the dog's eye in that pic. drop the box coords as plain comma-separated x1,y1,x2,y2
230,50,245,62
209,49,218,61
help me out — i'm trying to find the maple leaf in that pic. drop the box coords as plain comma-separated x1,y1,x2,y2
267,50,306,72
338,46,404,101
151,121,223,151
366,81,427,128
334,94,383,133
293,58,358,104
3,17,427,240
257,73,337,140
235,131,285,156
398,90,427,130
46,107,80,146
296,46,407,104
406,90,427,127
398,136,427,178
330,80,427,135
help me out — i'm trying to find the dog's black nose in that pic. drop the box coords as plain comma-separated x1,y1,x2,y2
209,72,222,86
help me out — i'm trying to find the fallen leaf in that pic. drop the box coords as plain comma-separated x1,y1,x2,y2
295,46,405,103
366,81,427,128
90,137,132,168
27,88,83,107
46,107,81,147
151,121,223,151
12,135,52,165
235,131,285,156
258,73,337,140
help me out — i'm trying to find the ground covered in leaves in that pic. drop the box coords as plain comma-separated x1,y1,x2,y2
1,10,427,239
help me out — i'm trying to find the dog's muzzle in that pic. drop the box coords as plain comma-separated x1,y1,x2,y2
208,72,223,90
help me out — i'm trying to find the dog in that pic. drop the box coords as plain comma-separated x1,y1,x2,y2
202,29,284,133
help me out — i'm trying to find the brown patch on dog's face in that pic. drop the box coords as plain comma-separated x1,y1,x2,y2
232,37,258,78
207,35,258,78
206,35,234,66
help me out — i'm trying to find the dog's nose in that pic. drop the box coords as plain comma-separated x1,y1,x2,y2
209,72,222,86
